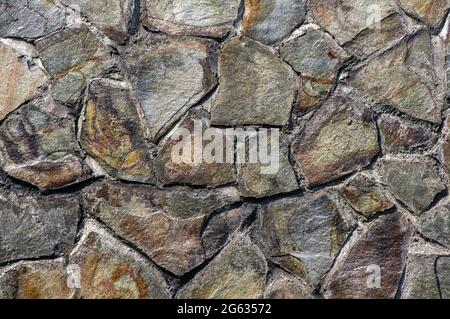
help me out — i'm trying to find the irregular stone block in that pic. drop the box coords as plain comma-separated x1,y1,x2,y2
210,37,296,126
440,117,450,175
264,269,313,299
397,0,450,28
437,256,450,299
402,254,441,299
416,202,450,248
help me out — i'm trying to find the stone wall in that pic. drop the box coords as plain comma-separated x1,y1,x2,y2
0,0,449,299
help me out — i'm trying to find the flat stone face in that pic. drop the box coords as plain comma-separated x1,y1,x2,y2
441,117,450,175
210,37,296,126
61,0,134,43
143,0,241,37
80,79,155,184
0,259,76,299
397,0,450,28
309,0,406,57
292,93,379,186
416,202,450,248
82,181,241,276
323,213,412,299
241,0,306,45
0,190,79,264
437,256,450,299
0,0,65,39
339,174,394,218
350,30,442,124
264,269,313,299
402,254,441,299
36,27,115,105
0,100,89,191
176,235,268,299
377,157,446,215
69,221,171,299
261,191,354,286
123,34,217,139
0,42,47,120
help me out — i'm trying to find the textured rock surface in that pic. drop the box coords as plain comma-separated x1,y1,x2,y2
402,254,442,299
397,0,450,28
416,202,450,248
437,256,450,299
264,269,313,299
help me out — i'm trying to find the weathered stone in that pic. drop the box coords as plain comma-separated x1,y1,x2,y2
69,220,171,299
280,27,349,112
377,156,445,215
378,114,437,152
0,0,65,39
80,79,155,184
176,235,268,299
397,0,450,28
61,0,134,43
323,213,412,299
416,202,450,248
437,256,450,299
309,0,407,58
123,34,217,139
350,30,442,123
402,254,441,299
0,42,47,120
440,117,450,175
264,269,313,299
82,181,241,276
0,100,89,191
155,110,235,187
292,92,379,186
36,26,115,105
143,0,241,37
0,190,79,263
0,259,75,299
210,37,296,126
241,0,306,45
261,191,355,286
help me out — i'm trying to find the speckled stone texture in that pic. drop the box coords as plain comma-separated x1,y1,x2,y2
0,0,450,300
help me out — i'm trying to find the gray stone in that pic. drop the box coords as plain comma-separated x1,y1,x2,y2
264,269,313,299
402,254,441,299
416,203,450,248
437,256,450,299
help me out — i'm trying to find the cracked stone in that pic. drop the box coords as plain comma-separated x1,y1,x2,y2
241,0,306,45
397,0,450,28
440,117,450,175
260,191,355,286
416,202,450,248
263,268,314,299
176,235,268,299
339,173,394,218
80,79,155,184
0,42,47,120
143,0,241,37
377,156,446,215
210,37,296,126
123,34,218,139
402,254,441,299
280,27,349,112
35,26,116,105
82,181,241,276
292,92,379,186
69,220,171,299
323,213,413,299
0,190,79,264
437,256,450,299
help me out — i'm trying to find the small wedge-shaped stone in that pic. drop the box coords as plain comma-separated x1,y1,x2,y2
377,156,446,215
416,201,450,248
211,37,296,126
123,34,218,139
323,213,413,299
143,0,241,37
0,190,79,264
0,259,75,299
402,254,442,299
177,235,268,299
292,92,379,186
80,79,155,184
0,42,47,120
264,268,314,299
241,0,306,45
397,0,450,28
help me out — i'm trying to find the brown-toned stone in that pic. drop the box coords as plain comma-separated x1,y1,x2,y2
397,0,450,28
264,269,313,299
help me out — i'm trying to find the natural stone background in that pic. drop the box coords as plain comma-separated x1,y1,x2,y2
0,0,449,299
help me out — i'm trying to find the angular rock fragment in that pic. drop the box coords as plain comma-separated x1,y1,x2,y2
437,256,450,299
0,259,75,299
377,156,446,215
280,27,349,112
0,190,79,264
339,173,394,218
69,220,171,299
416,202,450,248
123,34,218,139
292,92,379,186
397,0,450,28
440,117,450,175
210,37,296,126
402,254,441,299
0,42,47,120
176,235,268,299
0,0,65,39
80,79,155,183
264,269,313,299
323,213,412,299
0,100,89,191
36,27,115,105
241,0,306,45
260,191,355,286
82,181,241,276
143,0,241,37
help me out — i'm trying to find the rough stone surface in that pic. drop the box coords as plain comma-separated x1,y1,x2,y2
416,202,450,248
397,0,450,28
437,256,450,299
402,254,441,299
264,268,313,299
